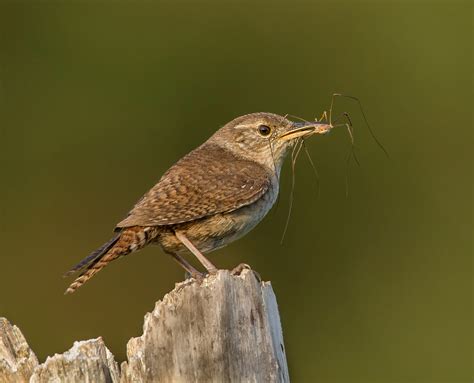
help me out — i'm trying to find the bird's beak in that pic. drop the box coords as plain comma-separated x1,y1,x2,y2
278,121,329,142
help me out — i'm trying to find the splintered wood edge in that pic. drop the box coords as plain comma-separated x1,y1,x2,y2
1,269,288,382
121,269,267,368
120,269,289,382
29,337,120,383
0,317,39,381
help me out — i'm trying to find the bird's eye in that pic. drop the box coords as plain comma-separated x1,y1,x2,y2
258,125,272,136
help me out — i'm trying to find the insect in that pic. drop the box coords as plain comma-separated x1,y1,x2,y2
280,93,388,242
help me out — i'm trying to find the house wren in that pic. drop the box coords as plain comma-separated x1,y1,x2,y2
65,113,330,294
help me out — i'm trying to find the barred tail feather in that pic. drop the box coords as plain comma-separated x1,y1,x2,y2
64,233,121,277
64,250,122,294
64,227,155,294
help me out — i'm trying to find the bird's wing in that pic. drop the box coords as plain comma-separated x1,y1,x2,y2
115,143,272,228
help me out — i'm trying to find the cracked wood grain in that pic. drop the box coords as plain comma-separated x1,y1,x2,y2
1,269,289,383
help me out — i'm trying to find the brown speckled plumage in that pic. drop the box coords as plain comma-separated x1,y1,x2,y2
65,112,320,293
65,226,160,294
116,144,271,227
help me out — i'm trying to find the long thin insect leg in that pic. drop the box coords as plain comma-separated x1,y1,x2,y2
280,143,299,243
302,141,320,198
345,122,360,166
317,110,328,123
334,122,361,166
332,111,354,127
329,93,338,125
317,92,340,126
286,114,312,124
334,122,355,144
268,138,281,215
340,112,359,165
293,139,304,168
341,110,357,196
280,138,304,244
343,111,353,126
333,94,389,157
337,121,360,197
268,138,279,183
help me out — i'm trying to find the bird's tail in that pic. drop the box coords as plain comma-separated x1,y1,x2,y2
64,226,156,294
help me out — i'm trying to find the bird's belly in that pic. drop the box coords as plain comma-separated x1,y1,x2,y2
156,186,278,255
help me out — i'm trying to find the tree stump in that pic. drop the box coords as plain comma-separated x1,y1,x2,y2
0,269,289,382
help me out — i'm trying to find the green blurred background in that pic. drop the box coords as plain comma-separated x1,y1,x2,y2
0,1,472,382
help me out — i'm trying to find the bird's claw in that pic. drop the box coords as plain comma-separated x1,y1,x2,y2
231,263,251,275
231,263,262,281
184,270,206,282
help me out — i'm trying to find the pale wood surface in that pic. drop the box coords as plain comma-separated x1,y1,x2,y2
1,269,289,383
30,338,120,383
0,318,39,383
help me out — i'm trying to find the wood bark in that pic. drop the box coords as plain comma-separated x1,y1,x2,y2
0,269,289,382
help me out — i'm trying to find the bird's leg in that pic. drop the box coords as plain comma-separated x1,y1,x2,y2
165,250,204,280
174,230,218,274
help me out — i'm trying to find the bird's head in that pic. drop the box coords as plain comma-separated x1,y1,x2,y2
209,112,329,175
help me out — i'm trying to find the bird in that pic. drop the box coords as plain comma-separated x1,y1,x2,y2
64,112,331,294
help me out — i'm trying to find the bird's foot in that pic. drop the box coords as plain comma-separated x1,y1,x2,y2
184,270,206,282
231,263,262,281
231,263,251,275
177,270,206,291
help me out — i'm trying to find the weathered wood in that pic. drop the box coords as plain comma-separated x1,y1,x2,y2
0,318,39,383
30,338,120,383
121,269,289,383
0,269,289,382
